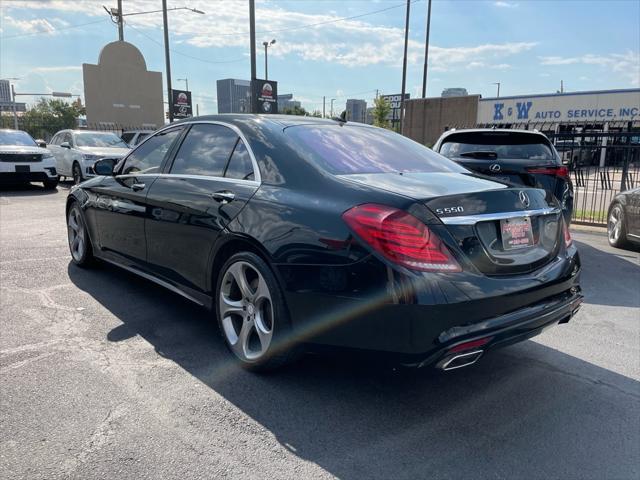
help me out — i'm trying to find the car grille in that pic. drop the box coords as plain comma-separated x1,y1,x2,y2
0,153,43,162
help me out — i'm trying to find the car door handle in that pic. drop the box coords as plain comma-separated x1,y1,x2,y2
210,190,235,203
131,183,146,192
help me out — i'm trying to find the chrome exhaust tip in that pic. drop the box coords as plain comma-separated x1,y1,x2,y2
437,350,483,371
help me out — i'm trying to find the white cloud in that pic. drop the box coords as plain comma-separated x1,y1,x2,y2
3,16,58,35
539,51,640,86
494,1,519,8
32,66,83,73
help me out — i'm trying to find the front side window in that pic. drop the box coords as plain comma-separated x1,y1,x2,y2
121,128,182,175
439,132,555,160
62,132,73,145
74,132,128,148
285,124,466,175
121,133,134,145
0,130,37,146
224,139,255,181
170,124,238,177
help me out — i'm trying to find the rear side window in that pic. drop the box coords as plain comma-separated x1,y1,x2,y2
224,139,254,181
285,125,465,175
171,124,238,177
121,133,134,144
440,132,555,160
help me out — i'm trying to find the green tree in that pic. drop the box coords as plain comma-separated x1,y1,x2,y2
281,105,308,116
309,110,322,118
372,96,391,128
21,98,85,139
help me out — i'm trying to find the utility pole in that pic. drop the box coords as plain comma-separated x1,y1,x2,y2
196,103,199,116
330,98,336,118
400,0,411,132
493,82,501,98
117,0,124,41
421,0,432,98
11,84,18,129
322,96,326,118
162,0,173,122
249,0,257,113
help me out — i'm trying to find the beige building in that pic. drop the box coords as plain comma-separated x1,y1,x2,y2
83,41,164,128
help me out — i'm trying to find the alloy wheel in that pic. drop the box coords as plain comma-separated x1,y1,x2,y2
608,206,622,243
67,206,86,262
219,261,274,362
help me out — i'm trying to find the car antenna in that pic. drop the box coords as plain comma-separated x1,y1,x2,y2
332,110,347,124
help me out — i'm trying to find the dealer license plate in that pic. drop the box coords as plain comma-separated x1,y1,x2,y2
15,165,30,173
500,216,534,250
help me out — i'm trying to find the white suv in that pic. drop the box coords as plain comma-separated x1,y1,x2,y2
0,129,58,189
48,130,130,184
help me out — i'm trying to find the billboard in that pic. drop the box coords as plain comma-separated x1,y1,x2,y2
382,93,410,121
171,89,192,119
478,89,640,124
253,79,278,114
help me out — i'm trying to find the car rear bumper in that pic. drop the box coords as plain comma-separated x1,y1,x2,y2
282,249,581,365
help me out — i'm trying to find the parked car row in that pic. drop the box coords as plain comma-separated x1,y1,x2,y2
66,115,585,372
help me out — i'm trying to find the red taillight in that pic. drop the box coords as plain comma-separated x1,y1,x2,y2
563,220,572,247
526,166,569,178
449,337,493,353
342,204,461,272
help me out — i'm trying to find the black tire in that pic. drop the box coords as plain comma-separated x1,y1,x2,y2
72,162,83,185
43,178,59,190
607,203,630,249
67,201,95,267
215,251,298,371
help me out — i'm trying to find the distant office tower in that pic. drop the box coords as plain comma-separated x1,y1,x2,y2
441,88,468,98
277,94,301,112
0,79,11,103
216,79,252,113
345,99,367,122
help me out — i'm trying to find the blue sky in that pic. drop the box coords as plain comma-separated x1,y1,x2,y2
1,0,639,115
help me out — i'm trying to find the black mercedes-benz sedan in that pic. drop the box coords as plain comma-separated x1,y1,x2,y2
66,115,582,371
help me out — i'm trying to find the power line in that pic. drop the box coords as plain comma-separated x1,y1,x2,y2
1,18,108,39
205,0,422,37
128,24,246,65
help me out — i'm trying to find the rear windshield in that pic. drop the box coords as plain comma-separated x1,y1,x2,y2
440,132,554,160
285,124,465,175
0,130,37,147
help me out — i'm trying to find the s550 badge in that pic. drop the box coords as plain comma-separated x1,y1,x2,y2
435,206,464,215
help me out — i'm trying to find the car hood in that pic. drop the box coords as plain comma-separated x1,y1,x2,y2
339,172,507,200
77,146,130,157
0,145,50,155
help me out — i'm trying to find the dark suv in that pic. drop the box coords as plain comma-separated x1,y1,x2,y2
434,129,573,224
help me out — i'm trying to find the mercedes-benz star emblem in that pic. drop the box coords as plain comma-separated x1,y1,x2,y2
489,163,501,172
519,191,530,208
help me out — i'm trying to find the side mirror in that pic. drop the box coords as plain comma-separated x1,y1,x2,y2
36,139,47,148
60,142,71,149
93,158,116,176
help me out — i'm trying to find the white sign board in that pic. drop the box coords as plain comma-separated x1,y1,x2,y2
478,89,640,124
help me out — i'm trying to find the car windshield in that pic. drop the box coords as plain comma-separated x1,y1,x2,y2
74,132,128,148
440,132,554,160
285,124,465,175
0,130,37,147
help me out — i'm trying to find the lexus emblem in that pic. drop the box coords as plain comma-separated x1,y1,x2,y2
519,191,530,208
489,163,501,173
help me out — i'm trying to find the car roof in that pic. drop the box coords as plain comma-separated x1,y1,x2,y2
173,114,368,129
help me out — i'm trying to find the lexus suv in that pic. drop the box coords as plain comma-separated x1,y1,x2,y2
434,129,574,224
48,130,130,184
0,129,58,189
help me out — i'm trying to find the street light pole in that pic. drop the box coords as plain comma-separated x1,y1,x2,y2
11,84,18,129
421,0,432,98
162,0,173,122
400,0,411,132
330,98,336,117
177,78,189,91
262,39,276,80
493,82,501,98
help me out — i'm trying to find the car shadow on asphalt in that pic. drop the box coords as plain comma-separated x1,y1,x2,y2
574,240,640,308
67,261,639,479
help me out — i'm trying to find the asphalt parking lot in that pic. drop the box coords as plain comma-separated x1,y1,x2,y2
1,184,639,480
